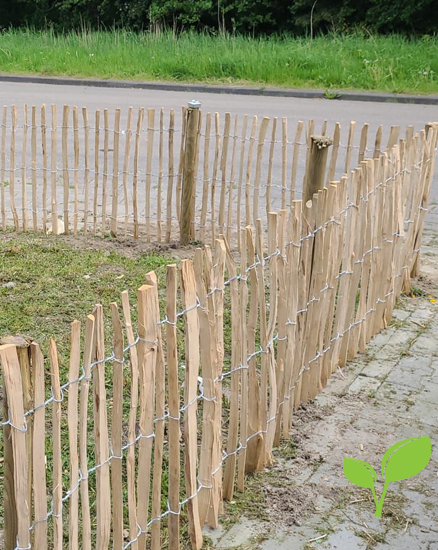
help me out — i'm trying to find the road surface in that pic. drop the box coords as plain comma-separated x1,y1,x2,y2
0,80,437,234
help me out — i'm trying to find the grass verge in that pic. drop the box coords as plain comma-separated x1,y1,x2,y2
0,30,437,94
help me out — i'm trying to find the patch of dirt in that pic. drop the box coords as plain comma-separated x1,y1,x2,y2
413,273,438,298
292,400,335,426
0,231,197,261
263,482,318,527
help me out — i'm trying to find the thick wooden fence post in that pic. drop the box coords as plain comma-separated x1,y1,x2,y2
180,100,201,245
304,135,333,203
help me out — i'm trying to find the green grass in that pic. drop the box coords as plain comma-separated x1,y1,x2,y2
0,232,172,366
0,29,438,94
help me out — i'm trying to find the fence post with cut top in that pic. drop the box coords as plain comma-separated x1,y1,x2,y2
180,100,201,245
304,135,333,203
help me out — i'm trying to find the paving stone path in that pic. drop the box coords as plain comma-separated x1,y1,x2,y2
208,233,438,550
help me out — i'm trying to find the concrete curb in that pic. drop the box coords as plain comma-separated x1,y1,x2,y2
1,73,438,105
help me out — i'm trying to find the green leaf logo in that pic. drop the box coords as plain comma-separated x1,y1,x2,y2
381,437,431,483
343,458,377,489
343,436,431,517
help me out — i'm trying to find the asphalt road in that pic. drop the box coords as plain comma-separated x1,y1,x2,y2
1,80,437,233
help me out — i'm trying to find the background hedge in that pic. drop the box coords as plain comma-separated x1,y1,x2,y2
1,0,437,35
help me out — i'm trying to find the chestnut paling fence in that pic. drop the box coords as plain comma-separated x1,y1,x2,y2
0,105,437,550
0,102,408,245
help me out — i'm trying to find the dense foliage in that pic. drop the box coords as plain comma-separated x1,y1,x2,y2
1,0,437,35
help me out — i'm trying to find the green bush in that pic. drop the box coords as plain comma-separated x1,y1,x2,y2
1,0,437,35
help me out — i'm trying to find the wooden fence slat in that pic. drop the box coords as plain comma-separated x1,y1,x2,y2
31,105,38,231
49,338,63,550
79,314,95,550
255,219,268,466
1,105,6,231
236,115,248,251
318,184,339,389
136,284,159,550
31,342,48,550
192,110,202,240
298,197,318,404
121,291,139,550
93,305,111,550
1,341,18,549
213,238,226,517
123,107,133,238
110,108,121,236
68,321,81,550
0,344,30,550
322,177,348,383
237,229,248,490
219,112,231,234
330,170,360,372
223,238,241,500
145,272,165,550
245,116,258,228
226,114,239,245
386,125,400,150
266,117,277,216
157,108,164,242
73,106,79,236
200,112,211,243
307,191,327,400
83,107,90,234
281,118,288,209
145,108,155,242
133,107,144,240
41,104,48,233
356,160,376,356
93,109,100,236
102,109,109,236
264,213,279,462
21,104,28,230
373,154,392,332
293,201,313,410
290,120,304,202
166,265,180,549
180,260,203,549
166,109,175,243
365,156,384,343
110,303,124,550
340,164,370,366
358,123,369,163
193,249,214,526
62,104,70,232
204,244,222,526
210,112,221,243
274,209,288,446
10,105,19,229
253,117,270,225
245,226,262,472
302,119,315,193
14,339,33,513
373,125,383,159
176,106,187,223
344,120,356,175
327,122,341,185
282,203,301,436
